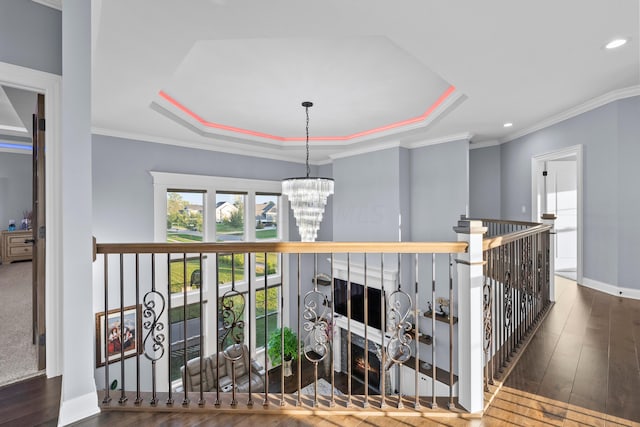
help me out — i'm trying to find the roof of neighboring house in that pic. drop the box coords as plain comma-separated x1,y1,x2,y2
256,201,276,217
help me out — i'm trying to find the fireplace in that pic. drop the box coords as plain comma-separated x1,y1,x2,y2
351,342,381,392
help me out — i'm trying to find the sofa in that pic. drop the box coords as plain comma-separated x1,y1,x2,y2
181,343,265,393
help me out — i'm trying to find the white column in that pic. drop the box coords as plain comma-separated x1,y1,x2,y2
58,1,99,425
454,217,486,413
541,213,557,302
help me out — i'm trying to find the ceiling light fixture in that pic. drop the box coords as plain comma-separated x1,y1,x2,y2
503,122,513,128
282,102,334,242
605,38,628,49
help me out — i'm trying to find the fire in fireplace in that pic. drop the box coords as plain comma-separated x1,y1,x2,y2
351,343,381,392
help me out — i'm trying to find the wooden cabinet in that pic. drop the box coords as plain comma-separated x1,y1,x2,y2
1,230,33,264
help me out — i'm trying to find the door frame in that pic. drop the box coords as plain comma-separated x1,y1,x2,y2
531,144,583,284
0,61,62,377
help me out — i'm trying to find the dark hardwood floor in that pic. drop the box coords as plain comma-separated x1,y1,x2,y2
2,277,640,426
0,375,61,426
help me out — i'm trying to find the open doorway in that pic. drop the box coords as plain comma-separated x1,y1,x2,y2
531,145,583,284
0,84,45,385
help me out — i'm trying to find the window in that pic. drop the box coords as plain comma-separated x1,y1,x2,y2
152,172,289,386
169,303,202,382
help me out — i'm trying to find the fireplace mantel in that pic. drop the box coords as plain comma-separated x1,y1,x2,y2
331,258,399,289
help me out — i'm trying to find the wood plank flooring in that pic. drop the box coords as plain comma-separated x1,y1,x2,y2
0,375,61,426
2,277,640,426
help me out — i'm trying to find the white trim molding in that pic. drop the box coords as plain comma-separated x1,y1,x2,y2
0,61,63,378
531,144,584,285
503,85,640,143
581,277,640,301
57,389,99,426
32,0,62,10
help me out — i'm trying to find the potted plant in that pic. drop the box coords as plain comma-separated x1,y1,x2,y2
267,327,299,377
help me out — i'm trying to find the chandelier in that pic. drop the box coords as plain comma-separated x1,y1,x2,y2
282,101,334,242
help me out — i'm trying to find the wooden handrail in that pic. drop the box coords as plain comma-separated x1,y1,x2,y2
95,241,468,255
483,224,552,251
469,217,542,227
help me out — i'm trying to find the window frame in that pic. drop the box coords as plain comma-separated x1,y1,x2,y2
151,171,289,388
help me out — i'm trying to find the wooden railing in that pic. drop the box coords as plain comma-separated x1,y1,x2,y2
477,218,554,392
94,240,475,415
92,217,554,417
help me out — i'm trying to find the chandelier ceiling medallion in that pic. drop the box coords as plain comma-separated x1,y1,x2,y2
282,102,334,242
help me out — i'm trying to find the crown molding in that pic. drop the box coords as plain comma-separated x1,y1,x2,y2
469,139,501,150
501,85,640,144
91,127,319,165
32,0,62,11
403,132,473,149
328,140,402,161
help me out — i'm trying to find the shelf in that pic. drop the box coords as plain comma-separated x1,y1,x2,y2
405,355,458,386
409,328,432,346
423,310,458,325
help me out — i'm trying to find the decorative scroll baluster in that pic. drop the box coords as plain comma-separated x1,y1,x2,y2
303,254,330,408
143,254,165,407
413,253,420,409
386,253,412,409
483,250,493,392
220,253,245,408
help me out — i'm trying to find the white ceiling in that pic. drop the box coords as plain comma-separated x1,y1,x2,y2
8,0,640,162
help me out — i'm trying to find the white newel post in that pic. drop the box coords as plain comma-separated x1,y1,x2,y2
454,217,487,413
541,213,557,302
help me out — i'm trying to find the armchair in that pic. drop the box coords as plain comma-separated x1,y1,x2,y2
181,344,265,393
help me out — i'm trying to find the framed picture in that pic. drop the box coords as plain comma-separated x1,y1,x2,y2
95,305,142,368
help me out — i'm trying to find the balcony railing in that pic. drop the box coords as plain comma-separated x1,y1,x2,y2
92,217,554,418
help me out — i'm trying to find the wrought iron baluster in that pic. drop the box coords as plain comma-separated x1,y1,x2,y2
135,254,142,405
102,254,111,404
143,253,165,407
166,255,173,406
182,253,189,407
119,254,127,404
386,253,412,409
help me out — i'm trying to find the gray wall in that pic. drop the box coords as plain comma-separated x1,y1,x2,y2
0,0,62,75
616,97,640,290
332,147,402,242
92,134,326,243
410,139,469,241
0,152,32,232
469,145,501,219
496,96,639,291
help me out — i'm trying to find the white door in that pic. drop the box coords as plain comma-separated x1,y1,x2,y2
545,160,577,275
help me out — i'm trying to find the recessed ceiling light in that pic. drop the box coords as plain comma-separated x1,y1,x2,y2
605,38,628,49
503,122,513,128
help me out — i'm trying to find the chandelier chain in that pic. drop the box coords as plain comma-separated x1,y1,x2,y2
305,104,310,178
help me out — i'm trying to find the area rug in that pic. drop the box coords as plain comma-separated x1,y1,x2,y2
294,378,344,396
0,261,39,386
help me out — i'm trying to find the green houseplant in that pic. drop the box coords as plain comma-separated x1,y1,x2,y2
267,327,299,377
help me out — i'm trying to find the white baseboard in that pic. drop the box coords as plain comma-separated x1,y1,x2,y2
581,277,640,300
58,391,99,426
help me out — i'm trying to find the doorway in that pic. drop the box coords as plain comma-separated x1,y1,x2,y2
531,145,583,283
0,85,44,384
0,60,61,379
